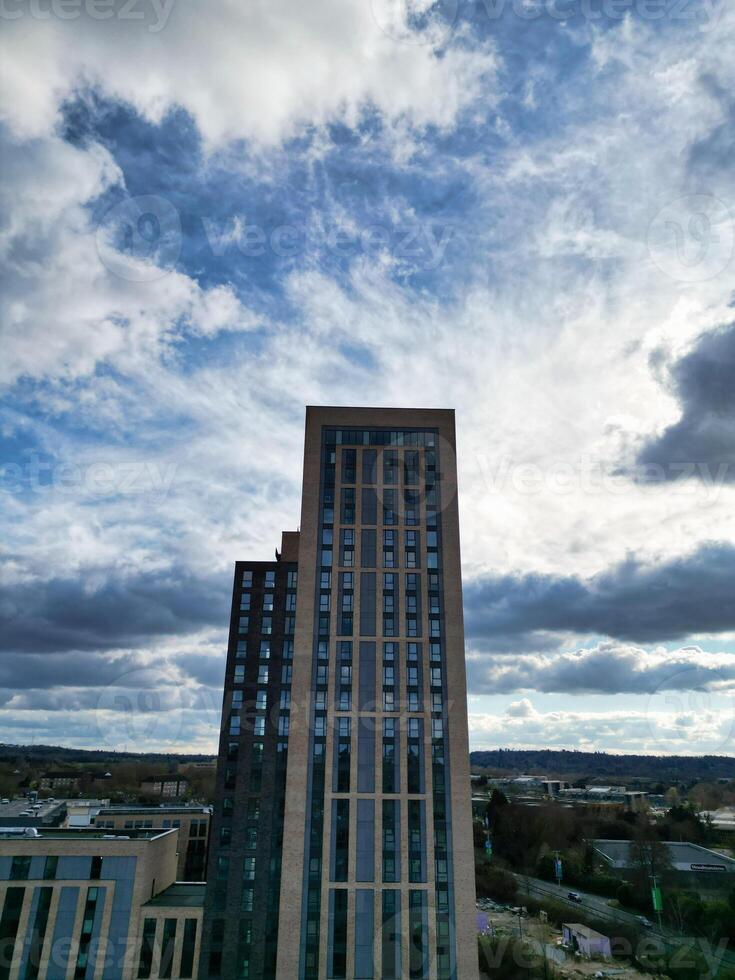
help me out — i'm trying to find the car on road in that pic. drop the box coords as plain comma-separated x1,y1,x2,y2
567,891,583,903
636,916,654,929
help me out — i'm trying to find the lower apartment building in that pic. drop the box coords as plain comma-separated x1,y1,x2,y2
91,807,211,882
0,827,203,980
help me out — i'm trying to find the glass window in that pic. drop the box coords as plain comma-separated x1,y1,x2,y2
240,593,251,611
265,570,276,587
241,570,252,588
259,641,270,659
261,616,272,635
263,593,274,611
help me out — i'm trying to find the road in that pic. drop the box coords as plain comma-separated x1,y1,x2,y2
511,873,662,932
510,873,735,969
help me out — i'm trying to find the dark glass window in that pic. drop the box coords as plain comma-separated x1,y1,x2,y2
329,889,348,979
137,918,156,978
159,918,177,979
332,800,349,882
9,857,30,881
180,919,197,979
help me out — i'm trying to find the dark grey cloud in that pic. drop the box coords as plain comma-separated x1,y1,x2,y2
0,567,231,654
467,641,735,695
0,651,147,690
464,541,735,648
635,322,735,482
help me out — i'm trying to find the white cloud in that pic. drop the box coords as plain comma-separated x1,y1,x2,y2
0,2,497,146
469,698,733,755
0,130,258,387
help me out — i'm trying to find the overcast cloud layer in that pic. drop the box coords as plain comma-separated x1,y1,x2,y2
1,0,735,754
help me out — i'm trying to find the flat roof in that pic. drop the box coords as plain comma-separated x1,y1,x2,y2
563,924,609,940
0,827,177,841
594,839,735,872
98,805,210,814
144,882,206,908
0,799,64,814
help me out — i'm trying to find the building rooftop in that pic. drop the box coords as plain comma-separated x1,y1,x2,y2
98,804,210,814
143,882,206,908
593,839,735,872
563,924,609,940
63,799,110,807
0,799,66,827
0,827,177,841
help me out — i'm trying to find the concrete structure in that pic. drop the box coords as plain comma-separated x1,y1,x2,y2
0,825,202,979
562,923,612,958
542,780,564,797
202,407,478,980
63,800,110,828
93,806,211,881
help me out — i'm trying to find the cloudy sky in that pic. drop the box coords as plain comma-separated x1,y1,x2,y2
1,0,734,757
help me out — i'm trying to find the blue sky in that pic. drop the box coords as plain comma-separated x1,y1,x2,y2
1,0,734,755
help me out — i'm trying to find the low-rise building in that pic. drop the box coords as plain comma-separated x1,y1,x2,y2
39,772,82,792
0,825,203,979
140,777,190,800
39,771,113,794
702,808,735,832
562,923,612,958
593,839,735,894
93,806,210,881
